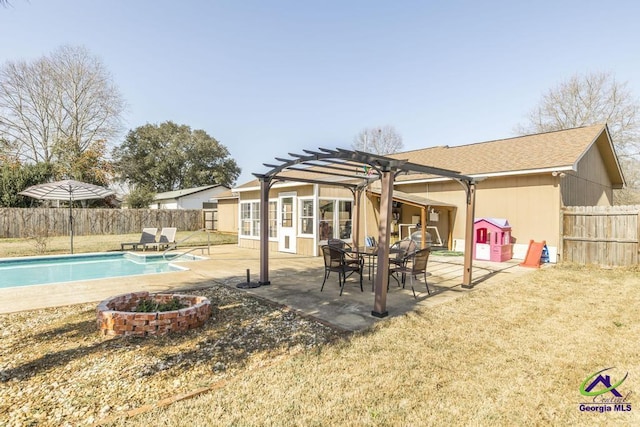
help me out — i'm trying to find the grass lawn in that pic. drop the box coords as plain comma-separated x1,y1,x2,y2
1,233,638,425
0,231,237,258
110,265,640,426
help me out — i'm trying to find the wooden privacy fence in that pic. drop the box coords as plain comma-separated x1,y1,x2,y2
561,205,640,266
0,208,203,239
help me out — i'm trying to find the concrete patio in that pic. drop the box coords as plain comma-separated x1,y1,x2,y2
0,245,535,331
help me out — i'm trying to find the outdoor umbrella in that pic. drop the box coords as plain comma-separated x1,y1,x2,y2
19,179,115,254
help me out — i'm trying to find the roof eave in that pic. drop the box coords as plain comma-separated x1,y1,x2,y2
395,166,576,185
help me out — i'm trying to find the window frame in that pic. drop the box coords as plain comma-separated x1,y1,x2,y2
298,197,315,237
318,198,353,243
239,199,278,240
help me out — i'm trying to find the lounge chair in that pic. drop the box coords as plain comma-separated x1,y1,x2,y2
121,228,158,251
143,227,177,251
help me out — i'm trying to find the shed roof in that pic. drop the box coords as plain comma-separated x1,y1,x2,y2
213,189,239,200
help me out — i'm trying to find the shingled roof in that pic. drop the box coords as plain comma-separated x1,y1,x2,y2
235,124,624,190
390,124,623,185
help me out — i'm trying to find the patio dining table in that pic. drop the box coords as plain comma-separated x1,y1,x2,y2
345,246,402,290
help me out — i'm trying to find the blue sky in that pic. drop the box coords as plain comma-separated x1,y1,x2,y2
1,1,639,184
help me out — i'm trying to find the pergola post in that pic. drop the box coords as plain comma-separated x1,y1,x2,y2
462,181,476,288
259,177,271,286
420,205,427,249
352,187,362,248
372,169,394,318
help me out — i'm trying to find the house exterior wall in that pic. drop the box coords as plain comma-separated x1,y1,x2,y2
179,194,211,209
154,201,179,209
562,142,614,206
151,187,229,210
217,198,238,234
396,174,562,257
235,183,355,256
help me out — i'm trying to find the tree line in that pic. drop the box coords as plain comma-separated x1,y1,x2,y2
0,46,241,208
1,45,639,208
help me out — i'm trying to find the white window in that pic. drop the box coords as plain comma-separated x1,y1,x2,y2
240,201,260,237
240,200,278,239
338,200,353,239
269,201,277,238
299,199,314,235
318,199,352,241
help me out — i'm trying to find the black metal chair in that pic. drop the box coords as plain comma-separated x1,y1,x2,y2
321,245,364,296
389,248,431,298
327,238,360,267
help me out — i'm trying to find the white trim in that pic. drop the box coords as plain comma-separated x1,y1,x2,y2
233,181,312,193
318,197,354,245
239,199,260,238
395,166,575,186
278,192,297,253
239,198,278,241
313,184,319,257
298,196,315,238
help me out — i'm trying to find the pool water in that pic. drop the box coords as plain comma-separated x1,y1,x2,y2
0,252,202,289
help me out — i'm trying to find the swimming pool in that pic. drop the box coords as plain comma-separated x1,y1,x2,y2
0,252,203,289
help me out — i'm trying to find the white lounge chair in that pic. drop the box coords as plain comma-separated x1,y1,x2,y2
143,227,177,251
121,228,158,251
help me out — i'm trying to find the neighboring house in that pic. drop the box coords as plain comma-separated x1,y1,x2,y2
208,189,239,232
218,124,624,262
150,184,229,210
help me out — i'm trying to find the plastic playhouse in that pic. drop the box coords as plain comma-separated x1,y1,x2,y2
473,218,513,262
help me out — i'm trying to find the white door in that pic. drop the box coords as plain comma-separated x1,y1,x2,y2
278,194,296,253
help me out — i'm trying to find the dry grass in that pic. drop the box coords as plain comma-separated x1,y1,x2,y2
108,265,640,426
0,231,237,258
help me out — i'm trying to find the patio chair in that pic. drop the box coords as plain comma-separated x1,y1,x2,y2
321,245,364,296
143,227,177,251
389,248,431,298
120,228,158,251
327,238,360,267
389,238,417,268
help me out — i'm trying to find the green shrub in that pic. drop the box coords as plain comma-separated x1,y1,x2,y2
134,297,186,312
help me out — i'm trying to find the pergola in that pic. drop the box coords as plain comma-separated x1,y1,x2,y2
254,147,478,317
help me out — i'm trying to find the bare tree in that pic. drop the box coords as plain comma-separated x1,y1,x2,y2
0,45,125,165
517,71,640,204
516,71,640,157
352,125,404,155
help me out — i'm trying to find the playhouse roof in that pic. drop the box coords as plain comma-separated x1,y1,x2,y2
474,218,510,228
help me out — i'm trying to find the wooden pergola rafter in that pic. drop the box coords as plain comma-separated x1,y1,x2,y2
253,147,478,317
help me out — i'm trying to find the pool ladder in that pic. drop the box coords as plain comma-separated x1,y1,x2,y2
162,228,211,261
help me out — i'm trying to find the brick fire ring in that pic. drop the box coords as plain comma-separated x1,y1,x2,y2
97,291,212,337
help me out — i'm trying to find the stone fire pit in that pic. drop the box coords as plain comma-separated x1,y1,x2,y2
96,291,211,337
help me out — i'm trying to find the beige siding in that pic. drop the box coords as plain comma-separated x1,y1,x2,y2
396,175,561,248
297,236,316,256
319,186,353,198
239,238,278,252
237,183,318,256
562,142,613,206
217,199,238,234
